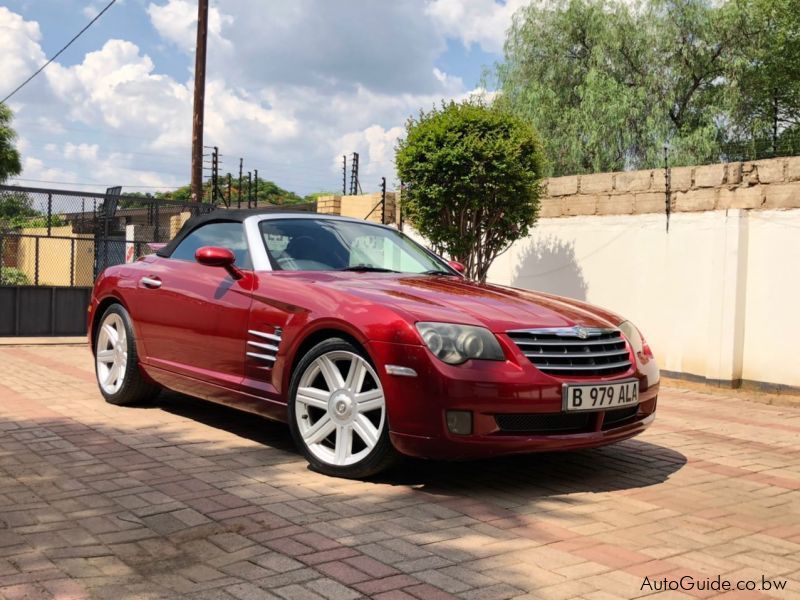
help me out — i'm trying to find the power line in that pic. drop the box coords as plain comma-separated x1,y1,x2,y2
1,0,118,105
8,177,176,189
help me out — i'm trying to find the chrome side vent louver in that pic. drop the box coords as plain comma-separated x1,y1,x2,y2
247,328,282,366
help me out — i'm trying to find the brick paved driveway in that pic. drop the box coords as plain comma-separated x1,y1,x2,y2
0,346,798,600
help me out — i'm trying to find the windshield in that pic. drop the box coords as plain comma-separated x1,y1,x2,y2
259,218,453,274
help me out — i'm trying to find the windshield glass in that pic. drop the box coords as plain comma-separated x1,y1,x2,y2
259,218,452,274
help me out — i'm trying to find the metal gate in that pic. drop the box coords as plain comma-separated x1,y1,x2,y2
0,184,214,337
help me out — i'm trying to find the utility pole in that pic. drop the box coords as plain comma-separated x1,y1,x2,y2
190,0,209,204
247,171,252,208
226,173,232,208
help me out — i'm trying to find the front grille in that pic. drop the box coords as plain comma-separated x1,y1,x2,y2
507,327,632,377
495,412,592,434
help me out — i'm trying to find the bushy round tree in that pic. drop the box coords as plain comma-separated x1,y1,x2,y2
396,99,545,282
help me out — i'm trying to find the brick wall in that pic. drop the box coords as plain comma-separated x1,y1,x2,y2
541,156,800,218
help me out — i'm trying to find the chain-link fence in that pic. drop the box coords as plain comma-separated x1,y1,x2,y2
0,184,214,287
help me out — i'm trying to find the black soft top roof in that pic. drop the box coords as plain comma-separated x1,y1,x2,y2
156,207,318,258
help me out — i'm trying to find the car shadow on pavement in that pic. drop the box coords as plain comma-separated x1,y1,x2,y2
380,440,687,496
154,390,686,498
153,390,298,453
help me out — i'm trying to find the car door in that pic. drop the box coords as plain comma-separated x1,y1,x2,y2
135,220,253,391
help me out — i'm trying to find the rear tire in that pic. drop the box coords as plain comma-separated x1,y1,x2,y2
288,338,397,479
94,303,160,406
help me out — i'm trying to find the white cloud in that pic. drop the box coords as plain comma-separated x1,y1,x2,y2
64,143,99,160
334,125,406,185
83,0,126,19
0,6,48,105
147,0,234,54
425,0,529,54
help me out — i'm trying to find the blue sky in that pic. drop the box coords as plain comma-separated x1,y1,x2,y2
1,1,523,195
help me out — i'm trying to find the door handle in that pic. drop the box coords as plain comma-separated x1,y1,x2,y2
140,276,162,289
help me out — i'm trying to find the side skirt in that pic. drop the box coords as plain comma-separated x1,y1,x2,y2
143,363,288,423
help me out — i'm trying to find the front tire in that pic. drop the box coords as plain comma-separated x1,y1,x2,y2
94,303,159,406
288,338,397,478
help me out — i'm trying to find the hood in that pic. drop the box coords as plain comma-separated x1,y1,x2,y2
295,272,624,332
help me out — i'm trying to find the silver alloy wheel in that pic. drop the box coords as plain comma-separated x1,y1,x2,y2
95,313,128,395
295,350,385,467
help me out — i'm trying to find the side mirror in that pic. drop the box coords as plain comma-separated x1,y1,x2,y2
448,260,466,275
195,246,243,279
196,246,236,267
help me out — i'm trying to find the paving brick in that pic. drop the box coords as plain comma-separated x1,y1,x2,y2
272,583,327,600
353,574,419,595
297,547,360,566
315,560,371,585
305,577,363,600
227,583,282,600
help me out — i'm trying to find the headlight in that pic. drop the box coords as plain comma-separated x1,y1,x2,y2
618,320,653,358
416,322,504,364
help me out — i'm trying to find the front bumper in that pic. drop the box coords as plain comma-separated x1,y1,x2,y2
367,339,658,460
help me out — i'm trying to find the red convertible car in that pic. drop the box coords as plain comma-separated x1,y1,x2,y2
89,210,659,478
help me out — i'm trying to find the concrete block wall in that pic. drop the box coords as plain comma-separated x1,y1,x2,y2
541,156,800,218
317,193,397,225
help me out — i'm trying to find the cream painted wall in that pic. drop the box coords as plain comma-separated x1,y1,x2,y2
740,210,800,387
476,208,800,389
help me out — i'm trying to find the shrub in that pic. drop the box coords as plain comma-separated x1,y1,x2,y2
396,99,546,282
0,267,29,286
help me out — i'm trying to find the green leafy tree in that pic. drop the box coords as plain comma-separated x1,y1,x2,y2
496,0,734,175
158,179,304,206
0,191,68,229
725,0,800,155
0,192,37,229
0,103,22,183
396,100,546,283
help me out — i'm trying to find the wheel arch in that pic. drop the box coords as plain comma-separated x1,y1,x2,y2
282,321,376,396
90,294,131,351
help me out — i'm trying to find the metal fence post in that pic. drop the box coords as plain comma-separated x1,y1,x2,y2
254,170,259,208
70,238,75,287
0,232,4,284
50,287,56,335
47,193,53,236
155,201,161,241
34,236,40,286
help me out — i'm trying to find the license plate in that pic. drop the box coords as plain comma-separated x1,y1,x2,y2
563,380,639,412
